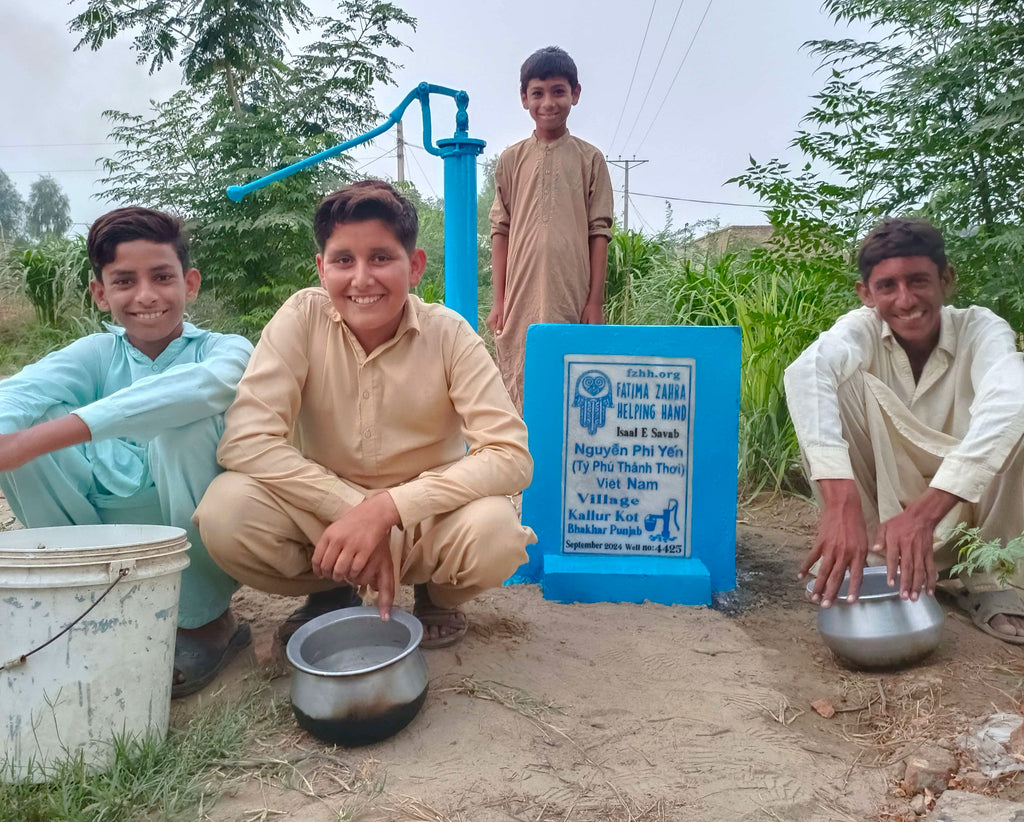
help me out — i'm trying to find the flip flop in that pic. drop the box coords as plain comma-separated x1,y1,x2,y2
172,622,252,698
953,587,1024,646
413,584,468,649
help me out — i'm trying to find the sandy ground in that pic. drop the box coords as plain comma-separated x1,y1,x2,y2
5,493,1024,821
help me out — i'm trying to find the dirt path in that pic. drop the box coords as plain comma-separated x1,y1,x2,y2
184,496,1024,821
5,493,1024,820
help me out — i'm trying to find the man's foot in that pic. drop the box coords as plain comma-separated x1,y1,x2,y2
172,610,251,698
989,613,1024,637
955,588,1024,645
275,585,362,647
413,583,468,649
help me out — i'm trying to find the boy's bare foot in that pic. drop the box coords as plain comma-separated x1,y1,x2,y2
413,583,468,649
172,609,251,698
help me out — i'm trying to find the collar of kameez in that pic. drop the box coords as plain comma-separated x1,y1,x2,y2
878,305,955,357
331,293,422,360
532,129,572,148
103,321,202,339
103,321,200,364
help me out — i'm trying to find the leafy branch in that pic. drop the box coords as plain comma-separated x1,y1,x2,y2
950,523,1024,587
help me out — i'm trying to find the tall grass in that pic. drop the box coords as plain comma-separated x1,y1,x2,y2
607,231,856,495
17,237,98,329
0,239,103,375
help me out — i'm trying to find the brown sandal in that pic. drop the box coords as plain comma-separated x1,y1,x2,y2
413,584,468,649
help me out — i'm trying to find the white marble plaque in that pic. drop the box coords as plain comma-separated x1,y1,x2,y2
562,354,695,556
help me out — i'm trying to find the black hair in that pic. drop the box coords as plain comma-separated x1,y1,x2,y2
314,179,418,254
857,218,948,282
520,46,579,94
87,207,189,280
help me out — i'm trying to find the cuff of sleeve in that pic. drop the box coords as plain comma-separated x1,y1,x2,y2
588,226,612,238
805,446,855,482
387,483,431,530
316,478,367,521
930,457,993,504
73,404,113,441
490,228,509,238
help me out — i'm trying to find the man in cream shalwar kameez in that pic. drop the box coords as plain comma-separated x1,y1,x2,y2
785,218,1024,642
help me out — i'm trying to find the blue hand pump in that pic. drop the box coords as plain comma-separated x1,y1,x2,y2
226,83,486,325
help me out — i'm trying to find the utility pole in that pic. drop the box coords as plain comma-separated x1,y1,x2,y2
396,121,406,183
607,157,648,231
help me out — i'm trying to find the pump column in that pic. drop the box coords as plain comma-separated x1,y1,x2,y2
435,88,485,326
436,135,485,325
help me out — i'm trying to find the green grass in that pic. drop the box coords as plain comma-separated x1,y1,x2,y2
0,251,103,376
0,296,96,377
0,683,289,822
606,232,857,495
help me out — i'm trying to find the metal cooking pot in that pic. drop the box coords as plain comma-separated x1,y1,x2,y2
808,566,944,669
286,606,428,746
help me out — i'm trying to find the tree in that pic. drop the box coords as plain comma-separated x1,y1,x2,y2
732,0,1024,329
396,182,445,302
0,169,25,240
70,0,313,114
75,0,415,332
26,176,72,240
476,154,497,287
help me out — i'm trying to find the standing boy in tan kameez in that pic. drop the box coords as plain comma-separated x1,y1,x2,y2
487,46,614,412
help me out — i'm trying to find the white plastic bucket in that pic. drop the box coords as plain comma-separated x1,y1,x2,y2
0,525,190,781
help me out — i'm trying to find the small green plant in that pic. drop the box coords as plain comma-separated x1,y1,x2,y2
951,523,1024,587
18,236,97,328
0,683,286,822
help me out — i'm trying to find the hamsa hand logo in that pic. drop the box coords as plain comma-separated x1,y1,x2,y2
573,370,612,435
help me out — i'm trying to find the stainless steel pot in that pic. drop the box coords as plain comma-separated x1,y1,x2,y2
808,566,944,669
286,606,428,746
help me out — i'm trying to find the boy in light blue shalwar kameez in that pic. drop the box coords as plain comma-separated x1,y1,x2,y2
0,207,252,697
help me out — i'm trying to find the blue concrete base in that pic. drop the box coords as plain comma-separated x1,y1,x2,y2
541,554,711,605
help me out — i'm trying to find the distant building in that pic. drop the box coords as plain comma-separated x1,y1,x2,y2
694,225,773,256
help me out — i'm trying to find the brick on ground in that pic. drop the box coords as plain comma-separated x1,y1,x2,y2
904,746,958,795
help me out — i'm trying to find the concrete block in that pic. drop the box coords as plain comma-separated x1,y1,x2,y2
542,553,711,605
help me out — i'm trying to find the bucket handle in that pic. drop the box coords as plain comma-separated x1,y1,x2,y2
0,566,131,673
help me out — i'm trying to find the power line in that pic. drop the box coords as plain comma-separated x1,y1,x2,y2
0,142,114,149
613,188,763,209
405,143,439,199
627,194,657,233
608,0,659,156
636,0,715,152
354,145,398,173
619,0,687,153
607,158,649,231
6,169,99,174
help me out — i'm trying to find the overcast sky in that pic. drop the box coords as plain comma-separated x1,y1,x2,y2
2,0,867,234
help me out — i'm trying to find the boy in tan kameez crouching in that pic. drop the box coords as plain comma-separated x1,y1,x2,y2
786,218,1024,644
487,46,614,412
195,180,536,648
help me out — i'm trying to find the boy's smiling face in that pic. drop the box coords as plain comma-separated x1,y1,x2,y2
522,76,580,140
856,255,953,359
316,219,426,353
89,239,199,360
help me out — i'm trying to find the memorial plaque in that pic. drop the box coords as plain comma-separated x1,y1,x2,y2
562,354,694,557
